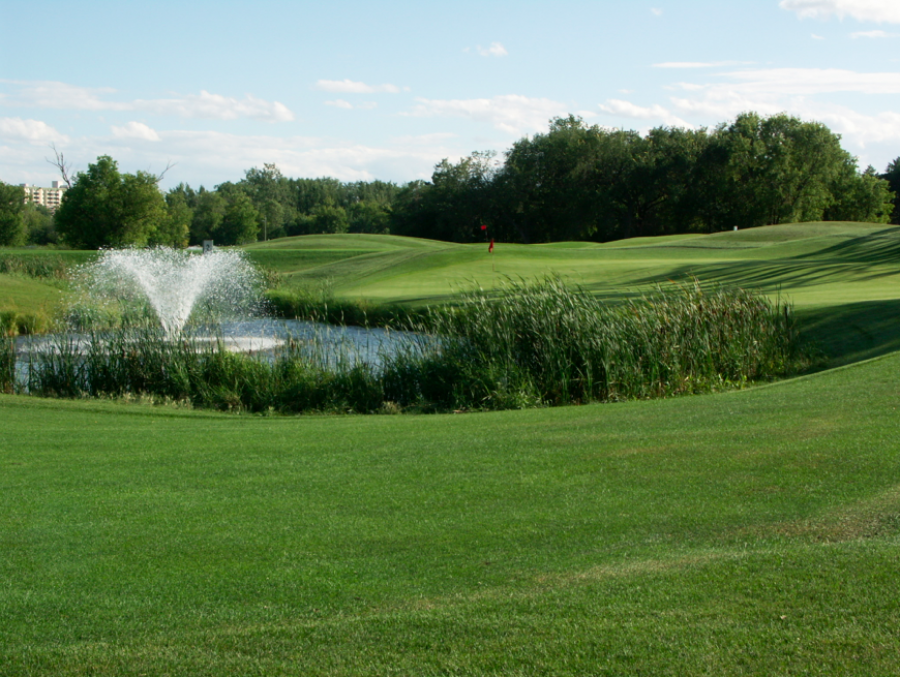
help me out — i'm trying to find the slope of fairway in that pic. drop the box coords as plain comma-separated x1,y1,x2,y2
246,223,900,308
241,224,900,363
2,351,900,675
0,250,92,322
0,273,65,314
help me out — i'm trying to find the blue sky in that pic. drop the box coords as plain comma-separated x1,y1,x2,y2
2,0,899,190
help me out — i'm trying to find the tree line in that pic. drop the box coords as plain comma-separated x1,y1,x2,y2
1,111,898,248
396,112,897,244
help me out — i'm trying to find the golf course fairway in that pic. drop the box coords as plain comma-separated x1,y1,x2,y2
2,222,900,675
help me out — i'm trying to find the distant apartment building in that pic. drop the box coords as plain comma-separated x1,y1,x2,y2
21,181,67,212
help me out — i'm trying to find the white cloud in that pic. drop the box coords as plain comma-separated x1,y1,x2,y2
599,99,694,128
143,130,461,184
1,81,294,122
851,29,896,37
0,117,68,144
651,8,663,16
477,42,509,57
325,99,378,110
111,121,160,142
0,80,117,111
812,33,826,39
403,95,583,135
809,106,900,145
653,61,755,68
390,132,457,146
780,0,900,23
314,79,401,94
716,67,900,94
135,91,294,122
630,64,900,169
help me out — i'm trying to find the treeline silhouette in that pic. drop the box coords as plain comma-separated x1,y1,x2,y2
132,112,900,246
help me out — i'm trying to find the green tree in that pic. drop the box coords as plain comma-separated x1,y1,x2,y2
189,189,227,244
55,156,166,249
698,113,849,230
22,202,56,245
149,190,193,247
240,164,294,240
499,116,602,242
215,193,259,245
423,151,499,242
0,181,26,246
348,200,391,234
388,180,434,238
881,157,900,224
824,165,894,223
308,201,349,234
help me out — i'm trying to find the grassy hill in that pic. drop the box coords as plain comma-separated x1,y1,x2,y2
3,223,900,674
244,223,900,365
244,222,900,309
0,250,93,330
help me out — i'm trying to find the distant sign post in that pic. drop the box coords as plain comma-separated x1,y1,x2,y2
203,240,214,254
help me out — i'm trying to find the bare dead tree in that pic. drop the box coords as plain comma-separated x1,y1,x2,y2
47,143,74,188
154,161,176,184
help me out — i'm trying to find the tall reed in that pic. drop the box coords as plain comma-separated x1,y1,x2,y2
0,333,14,394
25,324,386,414
385,277,811,409
22,277,813,414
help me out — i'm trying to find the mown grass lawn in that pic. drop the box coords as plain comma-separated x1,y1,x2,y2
2,222,900,674
2,349,900,675
244,223,900,312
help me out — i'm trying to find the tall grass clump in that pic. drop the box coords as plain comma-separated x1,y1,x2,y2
384,277,812,409
0,253,71,281
22,277,812,414
25,323,386,414
0,333,14,394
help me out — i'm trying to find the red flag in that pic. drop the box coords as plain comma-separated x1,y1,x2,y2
481,224,487,231
488,238,494,253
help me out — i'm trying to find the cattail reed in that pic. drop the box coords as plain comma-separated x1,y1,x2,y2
22,277,812,413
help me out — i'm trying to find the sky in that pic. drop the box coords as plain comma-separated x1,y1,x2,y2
2,0,900,191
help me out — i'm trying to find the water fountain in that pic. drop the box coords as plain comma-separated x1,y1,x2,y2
77,247,283,351
13,246,420,397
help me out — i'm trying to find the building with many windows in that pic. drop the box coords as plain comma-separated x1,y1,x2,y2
21,181,67,212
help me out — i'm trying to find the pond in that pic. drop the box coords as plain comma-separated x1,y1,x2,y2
12,318,425,388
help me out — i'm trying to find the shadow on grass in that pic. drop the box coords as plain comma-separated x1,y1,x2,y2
626,228,900,294
796,298,900,367
790,227,900,265
629,258,898,296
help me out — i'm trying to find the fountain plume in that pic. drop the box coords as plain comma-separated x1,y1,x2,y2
78,248,263,337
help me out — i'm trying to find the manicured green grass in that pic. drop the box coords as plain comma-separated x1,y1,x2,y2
2,350,900,674
3,223,900,673
0,273,64,314
244,224,900,365
0,250,93,332
243,224,900,314
4,224,900,360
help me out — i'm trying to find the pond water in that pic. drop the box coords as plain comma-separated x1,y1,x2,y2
12,318,425,387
